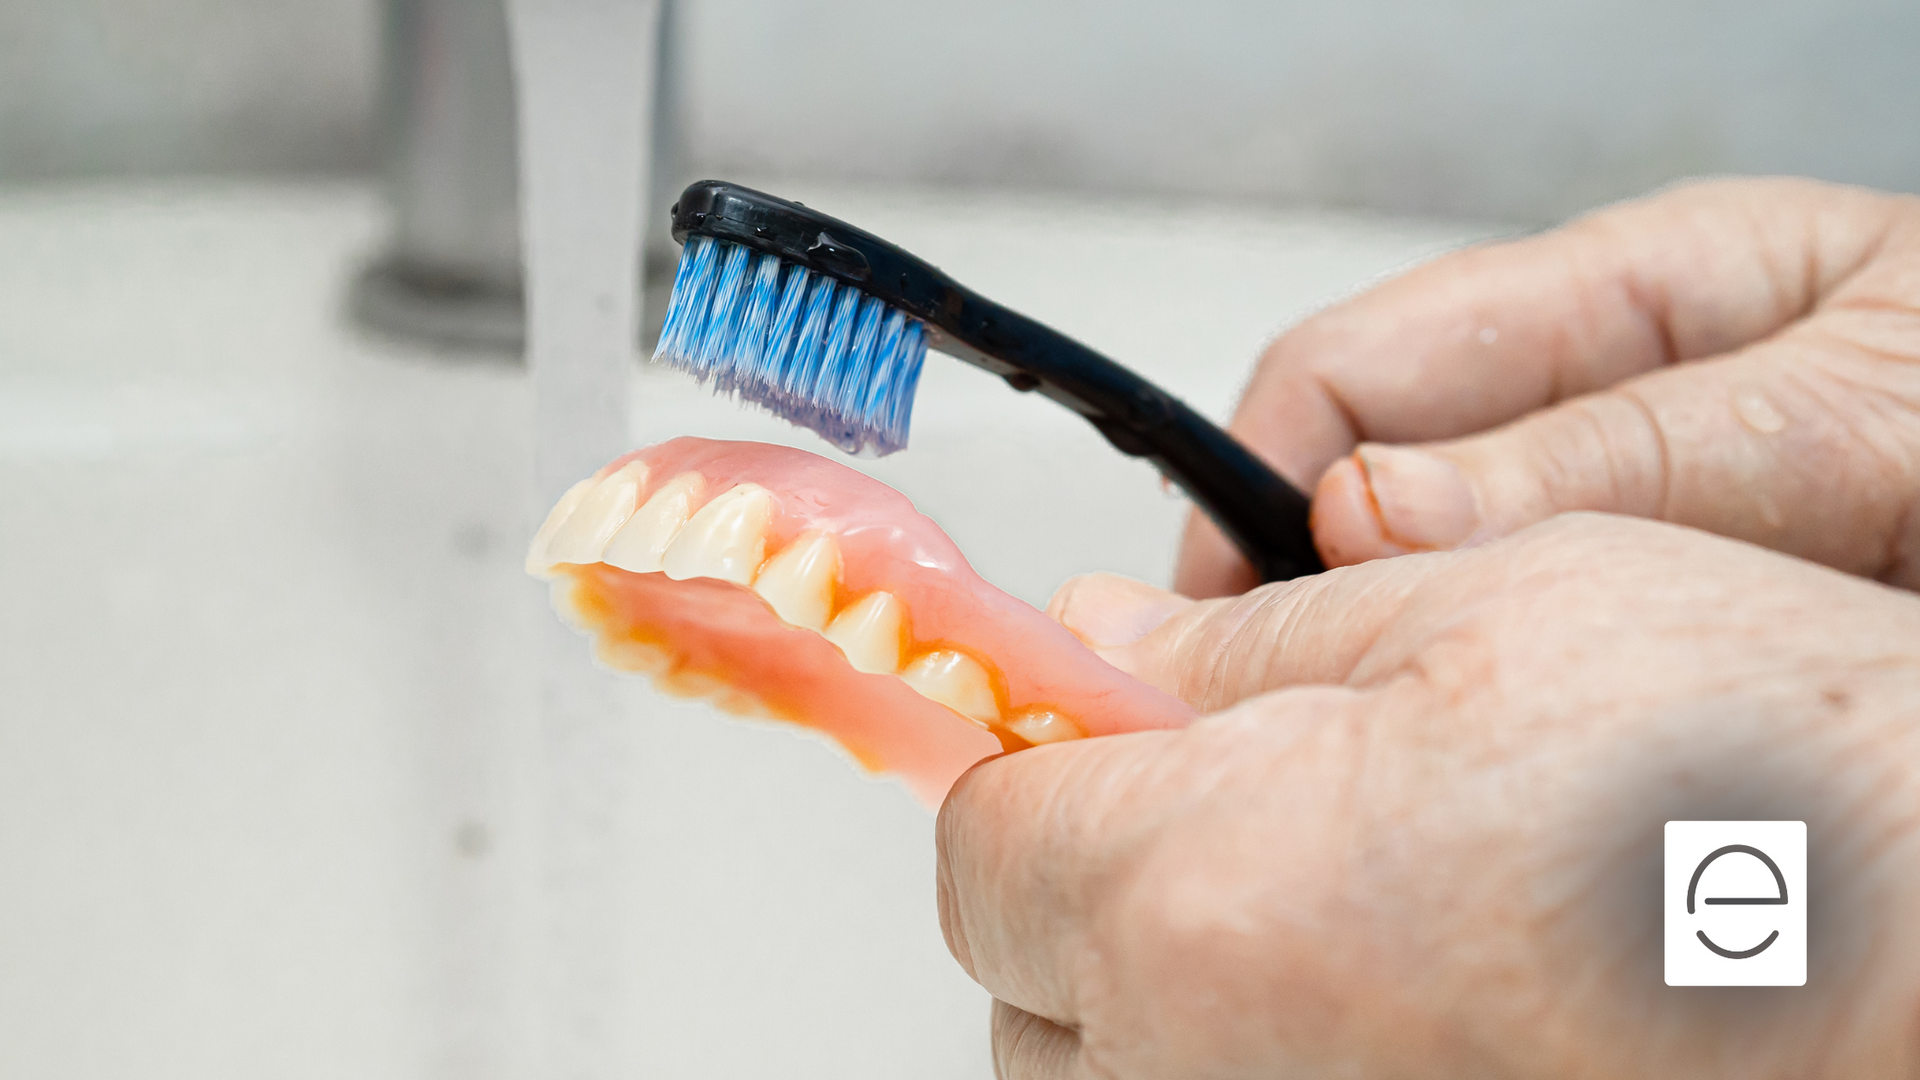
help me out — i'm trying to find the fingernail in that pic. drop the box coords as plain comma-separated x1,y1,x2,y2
1046,573,1190,648
1353,444,1480,551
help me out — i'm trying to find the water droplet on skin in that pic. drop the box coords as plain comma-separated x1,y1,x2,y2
1734,389,1787,434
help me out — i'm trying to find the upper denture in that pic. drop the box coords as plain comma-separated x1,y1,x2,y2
531,437,1195,804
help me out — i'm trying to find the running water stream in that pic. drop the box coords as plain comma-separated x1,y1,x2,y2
507,1,662,1076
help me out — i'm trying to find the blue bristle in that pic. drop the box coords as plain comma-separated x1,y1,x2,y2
650,235,930,456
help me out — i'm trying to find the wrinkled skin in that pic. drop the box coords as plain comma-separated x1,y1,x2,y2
937,179,1920,1078
943,517,1920,1078
1177,177,1920,596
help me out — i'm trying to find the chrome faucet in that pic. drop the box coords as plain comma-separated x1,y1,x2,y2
351,0,684,353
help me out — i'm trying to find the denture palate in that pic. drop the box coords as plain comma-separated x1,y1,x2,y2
529,437,1196,804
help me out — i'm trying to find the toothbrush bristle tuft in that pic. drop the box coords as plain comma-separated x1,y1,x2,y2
651,236,929,456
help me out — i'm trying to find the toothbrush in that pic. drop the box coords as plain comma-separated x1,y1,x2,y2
651,180,1324,582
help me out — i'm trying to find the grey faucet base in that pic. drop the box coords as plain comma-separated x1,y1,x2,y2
350,255,526,356
350,252,678,358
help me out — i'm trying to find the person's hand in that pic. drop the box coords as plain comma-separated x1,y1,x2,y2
1178,178,1920,597
940,515,1920,1078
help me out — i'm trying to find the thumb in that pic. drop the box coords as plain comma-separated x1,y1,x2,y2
1310,343,1920,578
1086,553,1449,711
1046,572,1195,648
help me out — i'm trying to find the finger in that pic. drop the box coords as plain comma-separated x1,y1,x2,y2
1104,547,1458,710
992,999,1082,1080
1175,177,1899,595
938,730,1178,1024
1311,326,1920,579
941,688,1365,1054
1045,572,1193,648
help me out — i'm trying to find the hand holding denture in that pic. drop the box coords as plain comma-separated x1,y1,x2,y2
944,514,1920,1079
1179,178,1920,596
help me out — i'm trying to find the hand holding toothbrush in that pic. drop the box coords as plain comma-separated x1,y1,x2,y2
1177,178,1920,596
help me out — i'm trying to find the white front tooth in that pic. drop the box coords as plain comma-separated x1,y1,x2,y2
899,650,1001,726
1005,708,1086,745
660,483,774,585
603,472,704,573
526,478,596,577
824,591,905,674
545,461,648,565
752,532,841,630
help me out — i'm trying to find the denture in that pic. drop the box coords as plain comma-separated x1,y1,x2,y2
528,437,1196,804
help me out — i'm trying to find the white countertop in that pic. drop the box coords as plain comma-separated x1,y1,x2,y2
0,179,1488,1079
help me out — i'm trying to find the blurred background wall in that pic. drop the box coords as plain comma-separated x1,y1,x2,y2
3,0,1916,220
0,0,378,179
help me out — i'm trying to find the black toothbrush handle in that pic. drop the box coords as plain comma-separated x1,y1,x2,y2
939,290,1325,583
672,181,1326,583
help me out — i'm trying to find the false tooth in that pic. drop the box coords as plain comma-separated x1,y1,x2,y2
545,461,648,565
604,472,704,573
752,532,842,631
526,478,596,576
824,591,905,674
660,483,774,585
899,650,1000,726
1004,708,1086,745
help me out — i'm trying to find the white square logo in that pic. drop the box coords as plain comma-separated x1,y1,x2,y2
1664,820,1806,986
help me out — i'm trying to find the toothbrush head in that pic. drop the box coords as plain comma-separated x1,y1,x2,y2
652,232,928,457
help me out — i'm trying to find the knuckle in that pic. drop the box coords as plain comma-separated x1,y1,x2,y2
1254,304,1366,390
1259,315,1328,371
932,807,976,980
1485,390,1670,522
992,1000,1086,1080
